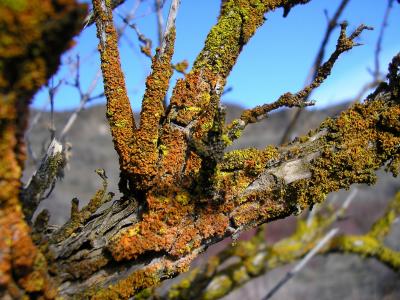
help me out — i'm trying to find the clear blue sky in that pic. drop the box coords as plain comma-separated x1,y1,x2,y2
31,0,400,112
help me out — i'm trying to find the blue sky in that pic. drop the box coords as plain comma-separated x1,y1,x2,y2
31,0,400,111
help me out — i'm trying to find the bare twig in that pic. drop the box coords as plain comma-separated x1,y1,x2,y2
155,0,164,46
262,228,339,300
159,0,180,57
60,69,102,140
26,101,50,163
344,0,394,105
47,79,63,140
262,190,357,299
374,0,394,79
119,17,153,58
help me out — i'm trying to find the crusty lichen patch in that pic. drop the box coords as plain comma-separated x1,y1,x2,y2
291,98,400,210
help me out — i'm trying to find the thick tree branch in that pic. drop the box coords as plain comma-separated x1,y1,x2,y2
164,191,400,300
48,53,400,299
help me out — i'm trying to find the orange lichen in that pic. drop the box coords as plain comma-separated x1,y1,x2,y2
93,0,136,179
168,70,216,126
129,28,176,190
109,188,229,261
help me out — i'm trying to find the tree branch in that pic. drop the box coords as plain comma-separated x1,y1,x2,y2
93,0,137,180
47,53,400,298
280,0,350,144
164,189,399,300
0,1,86,298
126,0,180,190
225,22,372,144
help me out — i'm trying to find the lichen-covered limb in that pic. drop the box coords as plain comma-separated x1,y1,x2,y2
50,55,399,298
329,235,400,271
129,1,180,190
329,191,400,271
164,191,399,300
85,0,126,27
21,139,65,222
0,1,86,298
93,0,136,177
193,0,311,78
157,0,314,202
225,22,372,143
369,190,400,239
163,191,349,300
167,0,312,127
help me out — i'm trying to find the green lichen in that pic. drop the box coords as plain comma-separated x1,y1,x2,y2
193,0,269,78
288,99,400,210
0,0,26,11
202,275,232,300
221,145,279,174
369,191,400,239
159,144,169,156
175,191,191,205
232,266,250,284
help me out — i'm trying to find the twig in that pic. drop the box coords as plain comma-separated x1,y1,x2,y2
265,189,357,298
26,100,50,163
374,0,394,79
262,228,339,300
155,0,164,46
159,0,180,57
47,79,63,140
119,17,153,58
280,0,350,144
345,0,394,105
226,22,371,143
60,69,102,140
336,188,358,216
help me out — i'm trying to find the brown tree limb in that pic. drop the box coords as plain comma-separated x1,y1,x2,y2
125,0,180,190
